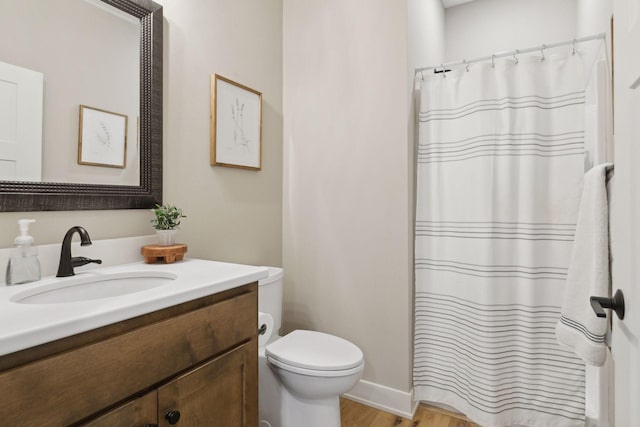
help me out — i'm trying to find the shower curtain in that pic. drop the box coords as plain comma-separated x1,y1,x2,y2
413,52,597,427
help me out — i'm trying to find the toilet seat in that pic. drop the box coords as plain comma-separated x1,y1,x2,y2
265,330,364,376
267,356,364,377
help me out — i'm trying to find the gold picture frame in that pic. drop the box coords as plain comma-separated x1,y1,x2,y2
78,105,128,169
210,74,262,170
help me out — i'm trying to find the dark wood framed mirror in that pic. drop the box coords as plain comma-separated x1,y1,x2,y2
0,0,162,211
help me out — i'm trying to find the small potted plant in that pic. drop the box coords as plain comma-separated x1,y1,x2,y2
150,203,186,246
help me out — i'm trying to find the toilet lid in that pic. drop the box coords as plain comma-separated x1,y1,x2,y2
265,330,363,371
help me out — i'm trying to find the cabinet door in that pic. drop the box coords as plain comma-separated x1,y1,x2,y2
81,391,157,427
158,340,257,427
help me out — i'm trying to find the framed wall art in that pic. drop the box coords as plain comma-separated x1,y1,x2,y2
78,104,128,168
211,74,262,170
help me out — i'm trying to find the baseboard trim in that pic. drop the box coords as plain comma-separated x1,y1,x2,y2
342,379,418,419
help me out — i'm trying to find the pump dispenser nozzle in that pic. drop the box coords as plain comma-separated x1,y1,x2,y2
15,219,36,246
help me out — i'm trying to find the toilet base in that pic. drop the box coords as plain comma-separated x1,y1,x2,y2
259,349,343,427
281,392,340,427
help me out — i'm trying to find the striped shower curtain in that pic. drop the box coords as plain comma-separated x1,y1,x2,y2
413,53,590,427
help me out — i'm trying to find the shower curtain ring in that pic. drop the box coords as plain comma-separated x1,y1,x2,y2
441,64,446,77
572,38,577,55
540,44,546,61
491,54,495,68
463,59,469,72
513,49,519,64
421,71,424,81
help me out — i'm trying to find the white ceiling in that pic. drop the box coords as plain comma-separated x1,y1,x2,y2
441,0,477,8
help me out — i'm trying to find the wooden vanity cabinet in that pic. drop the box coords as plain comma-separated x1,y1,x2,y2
85,341,255,427
0,283,258,427
82,392,158,427
157,341,254,426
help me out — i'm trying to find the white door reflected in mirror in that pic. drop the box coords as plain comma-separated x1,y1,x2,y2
0,61,42,182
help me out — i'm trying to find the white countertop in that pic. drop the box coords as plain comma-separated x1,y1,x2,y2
0,258,268,356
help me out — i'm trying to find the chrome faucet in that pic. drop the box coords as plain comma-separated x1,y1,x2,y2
56,226,102,277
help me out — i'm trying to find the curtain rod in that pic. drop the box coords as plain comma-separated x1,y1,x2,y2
415,32,606,74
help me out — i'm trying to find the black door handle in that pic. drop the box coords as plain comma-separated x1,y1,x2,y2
590,289,625,320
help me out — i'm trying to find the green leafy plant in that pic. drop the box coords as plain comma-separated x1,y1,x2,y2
150,204,186,230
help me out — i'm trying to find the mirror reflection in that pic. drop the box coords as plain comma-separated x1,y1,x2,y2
0,0,140,186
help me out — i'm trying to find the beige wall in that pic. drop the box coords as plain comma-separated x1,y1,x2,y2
157,0,283,267
0,0,283,269
282,0,412,391
0,210,150,248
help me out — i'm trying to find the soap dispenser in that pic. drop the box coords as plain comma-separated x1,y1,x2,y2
5,219,41,285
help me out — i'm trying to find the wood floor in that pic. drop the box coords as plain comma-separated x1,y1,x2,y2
340,398,481,427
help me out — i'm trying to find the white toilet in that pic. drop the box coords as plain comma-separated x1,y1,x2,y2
258,267,364,427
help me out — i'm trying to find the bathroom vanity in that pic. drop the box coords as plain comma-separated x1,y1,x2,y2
0,259,266,426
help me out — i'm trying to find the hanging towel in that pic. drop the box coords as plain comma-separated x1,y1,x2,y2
556,163,613,366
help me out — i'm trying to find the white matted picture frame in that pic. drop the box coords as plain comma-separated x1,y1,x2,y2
211,74,262,170
78,105,128,169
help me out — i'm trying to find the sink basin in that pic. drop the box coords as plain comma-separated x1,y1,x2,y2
11,271,177,304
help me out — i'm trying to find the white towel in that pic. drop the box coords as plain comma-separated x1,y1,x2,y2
556,163,613,366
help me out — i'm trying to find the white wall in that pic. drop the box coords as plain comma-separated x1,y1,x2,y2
408,0,446,172
406,0,445,404
576,0,613,38
445,0,577,62
576,0,614,165
0,0,283,270
283,0,412,393
409,0,445,87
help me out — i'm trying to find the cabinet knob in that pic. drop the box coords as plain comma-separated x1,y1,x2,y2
165,410,181,425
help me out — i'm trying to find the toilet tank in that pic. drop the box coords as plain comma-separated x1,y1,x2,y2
258,267,283,335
